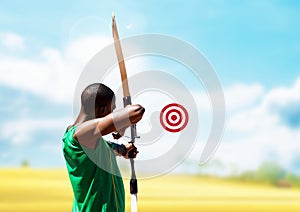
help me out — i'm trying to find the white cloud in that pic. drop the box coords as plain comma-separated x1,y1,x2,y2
64,35,112,67
1,118,71,145
211,79,300,174
0,34,114,104
0,32,152,106
0,32,25,50
225,83,264,111
40,143,63,153
262,78,300,110
126,24,133,30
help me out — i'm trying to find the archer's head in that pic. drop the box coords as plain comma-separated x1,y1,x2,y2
81,83,116,118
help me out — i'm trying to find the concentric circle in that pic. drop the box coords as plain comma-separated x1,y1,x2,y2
160,103,189,133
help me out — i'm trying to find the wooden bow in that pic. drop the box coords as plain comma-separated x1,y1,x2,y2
112,13,138,212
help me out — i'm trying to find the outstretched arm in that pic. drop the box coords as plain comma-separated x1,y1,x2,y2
74,104,145,149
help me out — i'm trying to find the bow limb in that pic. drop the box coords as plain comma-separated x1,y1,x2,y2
112,12,138,212
112,13,130,98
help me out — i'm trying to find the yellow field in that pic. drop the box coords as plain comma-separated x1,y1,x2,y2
1,168,300,212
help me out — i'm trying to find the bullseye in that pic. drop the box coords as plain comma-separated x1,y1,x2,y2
160,103,189,133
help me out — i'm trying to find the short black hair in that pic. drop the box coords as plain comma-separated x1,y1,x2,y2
81,83,115,113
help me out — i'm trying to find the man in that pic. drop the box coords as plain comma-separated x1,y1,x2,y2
62,83,145,212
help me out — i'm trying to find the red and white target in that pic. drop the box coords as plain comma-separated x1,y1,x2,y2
160,103,189,133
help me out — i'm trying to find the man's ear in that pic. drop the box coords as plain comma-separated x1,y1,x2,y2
100,106,105,114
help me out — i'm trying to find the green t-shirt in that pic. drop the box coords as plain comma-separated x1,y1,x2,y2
62,126,125,212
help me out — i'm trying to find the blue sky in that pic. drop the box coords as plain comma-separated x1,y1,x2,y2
1,0,299,87
0,0,300,174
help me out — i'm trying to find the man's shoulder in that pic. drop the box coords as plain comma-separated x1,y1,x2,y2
62,125,78,144
67,125,73,131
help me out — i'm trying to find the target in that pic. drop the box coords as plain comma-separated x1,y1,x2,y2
160,103,189,133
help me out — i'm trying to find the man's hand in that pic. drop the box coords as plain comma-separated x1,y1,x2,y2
111,142,139,158
123,143,139,159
